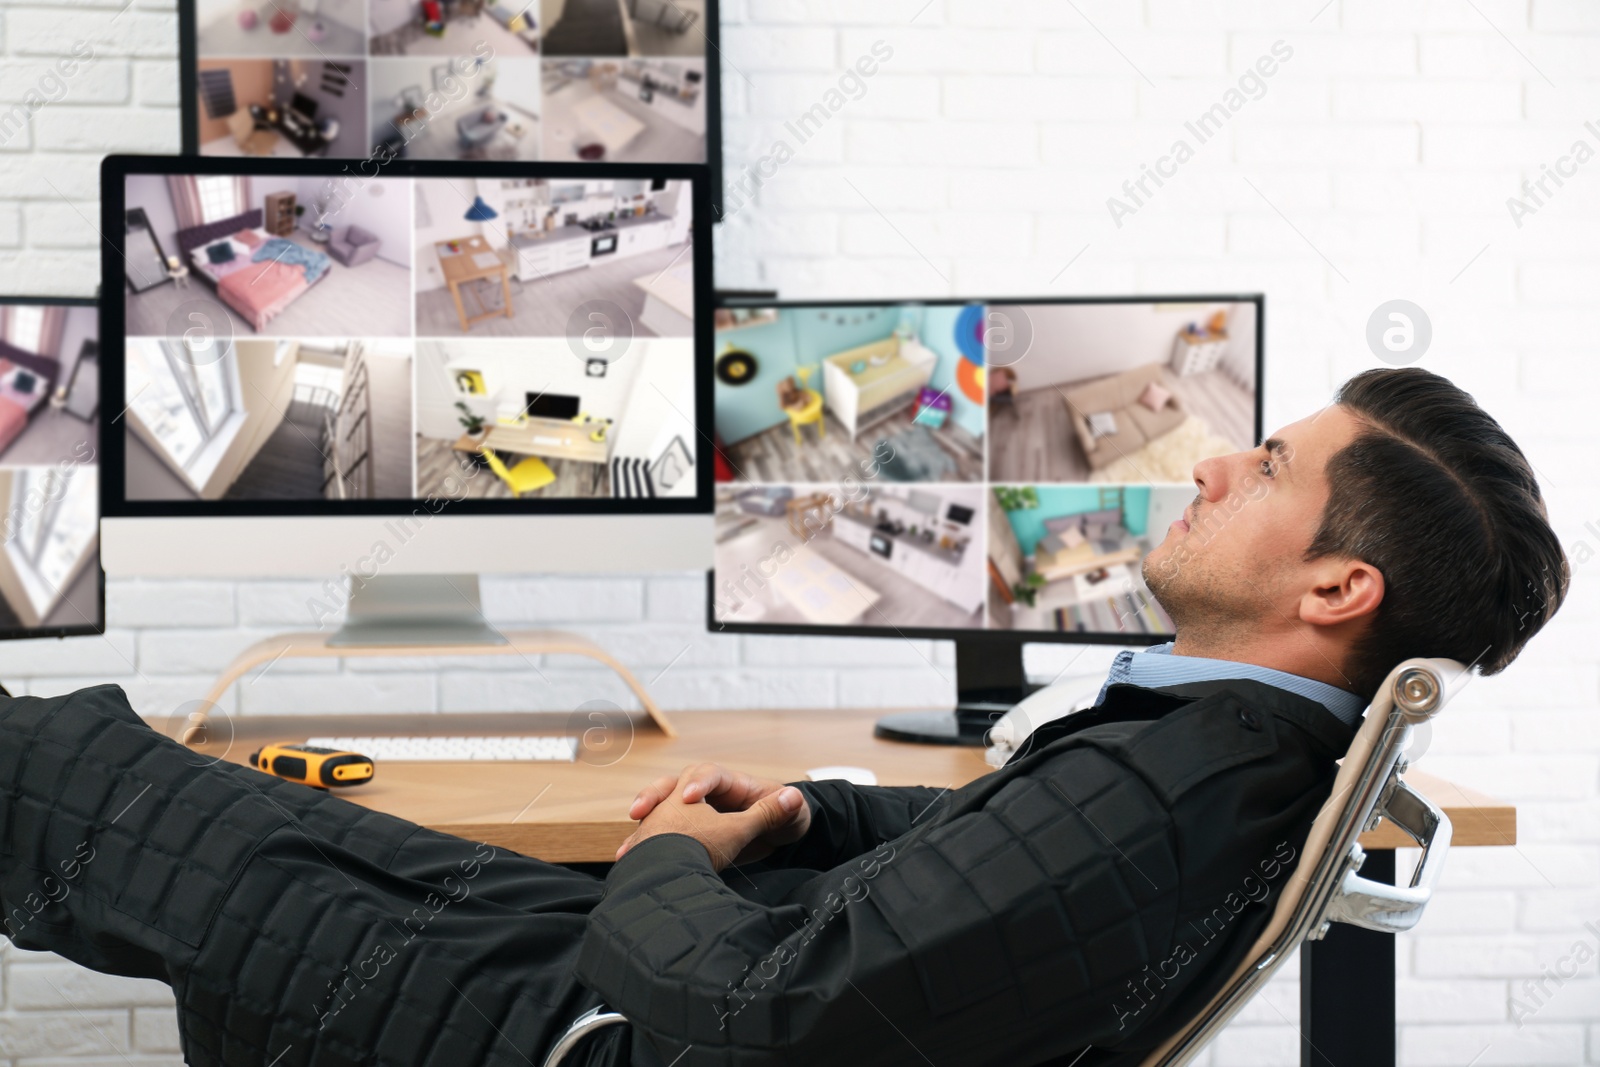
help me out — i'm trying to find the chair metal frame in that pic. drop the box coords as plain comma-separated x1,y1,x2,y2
538,657,1460,1067
540,1006,629,1067
1138,656,1458,1067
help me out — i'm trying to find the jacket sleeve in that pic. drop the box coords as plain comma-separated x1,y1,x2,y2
760,781,949,871
574,742,1186,1067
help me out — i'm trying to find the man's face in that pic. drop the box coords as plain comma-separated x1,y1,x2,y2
1142,405,1367,632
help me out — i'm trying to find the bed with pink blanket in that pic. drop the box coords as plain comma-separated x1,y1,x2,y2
177,209,330,333
214,256,315,333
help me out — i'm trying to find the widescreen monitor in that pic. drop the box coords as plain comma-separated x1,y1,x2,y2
707,295,1264,738
179,0,724,214
99,156,713,593
0,296,103,639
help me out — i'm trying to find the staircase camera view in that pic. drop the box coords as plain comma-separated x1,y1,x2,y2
0,302,101,633
121,170,698,502
711,299,1259,636
191,0,711,165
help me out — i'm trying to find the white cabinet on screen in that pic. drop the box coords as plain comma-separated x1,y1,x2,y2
515,235,590,281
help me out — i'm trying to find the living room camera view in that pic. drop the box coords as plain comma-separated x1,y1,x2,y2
987,300,1257,483
712,299,1257,634
986,484,1186,636
122,171,699,502
0,304,101,633
194,0,711,165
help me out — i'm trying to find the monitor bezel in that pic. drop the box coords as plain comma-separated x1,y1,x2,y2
175,0,726,220
99,154,715,519
703,292,1266,647
0,294,106,641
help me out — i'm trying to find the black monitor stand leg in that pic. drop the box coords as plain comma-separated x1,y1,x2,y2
873,641,1036,746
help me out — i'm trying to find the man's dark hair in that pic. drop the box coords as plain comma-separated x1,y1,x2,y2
1307,367,1568,699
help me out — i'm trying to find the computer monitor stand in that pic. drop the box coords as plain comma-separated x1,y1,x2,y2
874,640,1041,746
178,574,680,744
326,574,508,647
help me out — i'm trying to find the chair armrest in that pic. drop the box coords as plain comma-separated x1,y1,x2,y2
1322,779,1452,934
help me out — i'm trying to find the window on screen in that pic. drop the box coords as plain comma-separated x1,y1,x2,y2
4,306,43,352
195,175,242,224
126,339,238,468
8,467,97,610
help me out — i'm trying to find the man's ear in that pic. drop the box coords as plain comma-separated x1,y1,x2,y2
1300,558,1385,628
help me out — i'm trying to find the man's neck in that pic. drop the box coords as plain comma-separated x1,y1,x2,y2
1169,630,1360,694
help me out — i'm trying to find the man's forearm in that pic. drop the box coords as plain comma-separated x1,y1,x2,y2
763,780,949,871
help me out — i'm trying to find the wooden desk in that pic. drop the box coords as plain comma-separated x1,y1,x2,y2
175,707,1515,863
437,235,512,332
460,417,610,466
176,706,1512,1067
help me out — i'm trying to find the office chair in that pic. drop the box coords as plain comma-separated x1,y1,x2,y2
536,657,1459,1067
481,446,556,496
1137,656,1457,1066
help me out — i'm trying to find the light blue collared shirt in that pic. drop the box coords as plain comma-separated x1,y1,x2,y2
1093,642,1367,728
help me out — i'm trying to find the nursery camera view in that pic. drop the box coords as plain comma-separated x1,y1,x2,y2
711,298,1260,635
0,302,101,634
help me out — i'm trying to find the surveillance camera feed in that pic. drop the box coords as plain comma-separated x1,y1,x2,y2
0,301,101,635
710,299,1260,637
120,170,697,502
190,0,712,166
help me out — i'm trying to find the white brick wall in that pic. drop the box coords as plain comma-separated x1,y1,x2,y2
0,0,1597,1063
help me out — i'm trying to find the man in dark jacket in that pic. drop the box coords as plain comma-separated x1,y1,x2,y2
0,367,1567,1067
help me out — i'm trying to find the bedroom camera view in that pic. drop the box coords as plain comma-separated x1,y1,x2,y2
190,0,712,165
0,302,101,634
711,298,1259,635
122,170,699,502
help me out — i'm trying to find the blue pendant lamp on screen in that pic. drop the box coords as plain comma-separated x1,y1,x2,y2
464,196,498,221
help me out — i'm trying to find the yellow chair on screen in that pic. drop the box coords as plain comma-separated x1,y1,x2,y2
481,447,556,497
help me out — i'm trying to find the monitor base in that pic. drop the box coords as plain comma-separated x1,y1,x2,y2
873,705,1016,747
327,574,508,647
873,640,1040,747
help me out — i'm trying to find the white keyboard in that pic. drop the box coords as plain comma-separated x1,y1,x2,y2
531,435,562,445
306,736,578,762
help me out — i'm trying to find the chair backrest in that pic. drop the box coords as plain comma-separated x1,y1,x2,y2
1137,656,1462,1067
480,446,513,485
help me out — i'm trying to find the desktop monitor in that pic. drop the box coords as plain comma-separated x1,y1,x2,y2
179,0,725,214
100,155,713,643
707,295,1265,742
0,296,103,640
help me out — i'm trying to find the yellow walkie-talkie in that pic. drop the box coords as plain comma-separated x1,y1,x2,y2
249,743,374,789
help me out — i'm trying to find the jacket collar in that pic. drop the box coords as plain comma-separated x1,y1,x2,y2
1105,676,1359,758
1021,676,1358,762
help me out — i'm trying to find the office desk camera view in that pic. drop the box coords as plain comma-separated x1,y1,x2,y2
0,7,1572,1065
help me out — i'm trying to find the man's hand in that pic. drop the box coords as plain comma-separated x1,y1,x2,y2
628,761,790,821
617,764,811,871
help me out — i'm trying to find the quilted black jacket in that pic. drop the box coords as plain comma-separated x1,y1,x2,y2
577,677,1356,1067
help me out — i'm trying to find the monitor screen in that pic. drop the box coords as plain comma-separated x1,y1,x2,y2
708,296,1263,643
0,297,104,638
181,1,723,213
101,157,711,517
526,391,580,420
